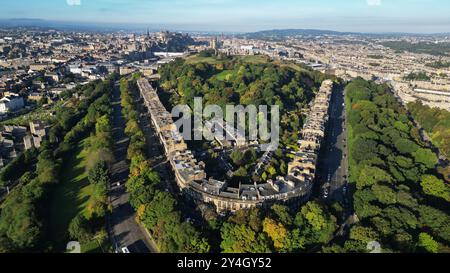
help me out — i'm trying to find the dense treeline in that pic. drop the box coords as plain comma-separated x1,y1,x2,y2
159,56,326,112
408,101,450,161
67,102,114,247
403,72,431,81
340,78,449,253
120,77,210,253
0,75,117,252
229,148,258,184
120,78,147,160
214,201,337,253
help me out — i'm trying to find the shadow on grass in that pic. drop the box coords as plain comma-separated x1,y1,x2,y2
48,139,94,251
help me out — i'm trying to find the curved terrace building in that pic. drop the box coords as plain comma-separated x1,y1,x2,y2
137,78,333,212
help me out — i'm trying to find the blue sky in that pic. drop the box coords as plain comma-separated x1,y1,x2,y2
1,0,450,33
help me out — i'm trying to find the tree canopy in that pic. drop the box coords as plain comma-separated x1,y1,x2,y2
344,78,449,252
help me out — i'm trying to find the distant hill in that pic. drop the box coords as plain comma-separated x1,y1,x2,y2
0,18,50,27
0,18,158,32
238,29,359,39
238,29,450,40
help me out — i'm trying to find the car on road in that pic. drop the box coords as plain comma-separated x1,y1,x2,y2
323,188,329,199
121,247,131,253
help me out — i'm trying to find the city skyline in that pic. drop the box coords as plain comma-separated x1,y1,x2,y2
1,0,450,33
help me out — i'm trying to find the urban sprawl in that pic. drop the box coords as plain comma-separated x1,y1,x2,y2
0,28,449,212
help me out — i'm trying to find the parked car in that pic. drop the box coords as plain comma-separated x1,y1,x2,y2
323,188,329,199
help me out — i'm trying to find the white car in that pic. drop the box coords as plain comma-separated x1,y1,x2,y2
121,247,130,253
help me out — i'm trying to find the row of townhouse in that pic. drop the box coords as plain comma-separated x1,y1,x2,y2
137,78,207,188
137,77,334,212
286,80,333,186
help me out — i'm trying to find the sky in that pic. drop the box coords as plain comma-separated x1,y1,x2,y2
1,0,450,33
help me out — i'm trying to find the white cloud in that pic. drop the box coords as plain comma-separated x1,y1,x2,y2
66,0,81,6
367,0,382,6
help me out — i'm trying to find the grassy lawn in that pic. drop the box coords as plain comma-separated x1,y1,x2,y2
49,138,94,250
81,240,111,253
236,55,270,64
185,55,222,65
187,54,289,67
216,70,234,81
275,61,310,73
186,54,270,65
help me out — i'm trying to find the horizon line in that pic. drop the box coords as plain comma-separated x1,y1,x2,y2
1,17,450,35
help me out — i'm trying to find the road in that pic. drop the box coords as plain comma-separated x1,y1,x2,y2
317,86,351,212
107,83,158,253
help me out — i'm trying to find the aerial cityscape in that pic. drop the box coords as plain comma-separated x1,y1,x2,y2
0,0,449,258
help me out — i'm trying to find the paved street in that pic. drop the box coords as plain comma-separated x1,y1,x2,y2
107,83,158,253
317,86,351,211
